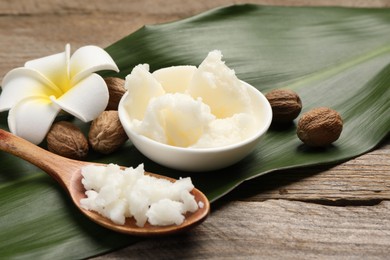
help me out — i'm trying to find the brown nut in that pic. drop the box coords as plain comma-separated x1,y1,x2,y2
47,121,89,160
89,110,128,154
104,77,126,110
297,107,343,147
265,89,302,123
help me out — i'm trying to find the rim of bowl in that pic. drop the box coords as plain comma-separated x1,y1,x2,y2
118,81,273,154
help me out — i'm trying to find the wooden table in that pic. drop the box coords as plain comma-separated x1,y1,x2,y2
1,0,389,258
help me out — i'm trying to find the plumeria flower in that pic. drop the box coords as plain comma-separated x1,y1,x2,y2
0,44,119,144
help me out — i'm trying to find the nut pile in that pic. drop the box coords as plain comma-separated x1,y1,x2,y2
46,77,128,159
265,88,343,147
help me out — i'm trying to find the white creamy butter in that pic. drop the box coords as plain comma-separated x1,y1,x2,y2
188,50,251,118
133,93,215,147
80,163,198,227
124,50,259,148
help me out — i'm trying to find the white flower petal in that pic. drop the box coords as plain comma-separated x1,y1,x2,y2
70,45,119,84
8,96,61,144
51,73,108,122
65,43,71,79
24,47,70,92
0,68,60,112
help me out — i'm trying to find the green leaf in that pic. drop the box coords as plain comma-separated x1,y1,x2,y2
0,4,389,259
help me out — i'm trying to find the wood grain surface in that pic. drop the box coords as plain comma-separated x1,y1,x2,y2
1,0,389,259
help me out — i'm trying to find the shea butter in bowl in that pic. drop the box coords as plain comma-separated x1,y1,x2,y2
118,51,272,172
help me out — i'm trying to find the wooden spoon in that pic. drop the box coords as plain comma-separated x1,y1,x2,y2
0,129,210,236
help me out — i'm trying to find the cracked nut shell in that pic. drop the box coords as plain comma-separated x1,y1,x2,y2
297,107,343,147
47,121,89,160
265,89,302,123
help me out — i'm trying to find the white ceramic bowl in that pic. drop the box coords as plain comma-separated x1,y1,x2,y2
118,81,272,172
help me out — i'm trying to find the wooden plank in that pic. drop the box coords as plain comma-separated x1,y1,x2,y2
93,200,390,259
222,142,390,204
0,0,389,16
0,14,143,76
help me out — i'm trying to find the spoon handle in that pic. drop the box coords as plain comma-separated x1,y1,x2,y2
0,129,78,186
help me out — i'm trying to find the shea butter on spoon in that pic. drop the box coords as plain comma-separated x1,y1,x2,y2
0,129,209,235
80,163,203,227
